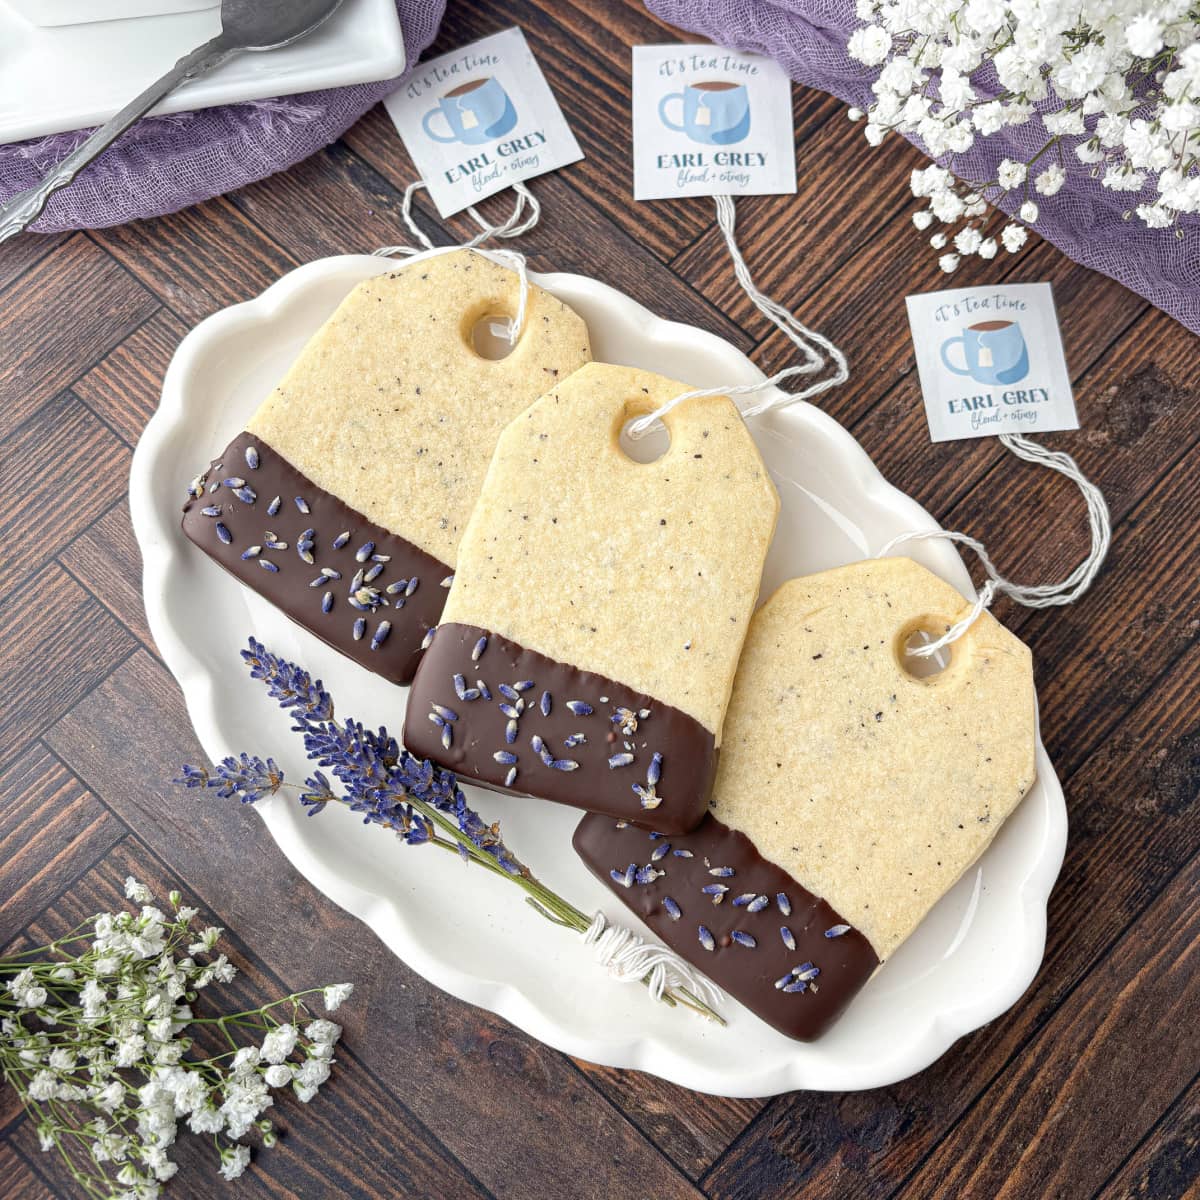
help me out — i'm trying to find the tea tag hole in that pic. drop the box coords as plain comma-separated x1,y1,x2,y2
618,415,670,464
899,627,953,680
470,314,516,360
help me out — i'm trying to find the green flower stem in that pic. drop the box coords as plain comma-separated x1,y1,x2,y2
304,788,724,1024
189,988,323,1027
0,920,99,964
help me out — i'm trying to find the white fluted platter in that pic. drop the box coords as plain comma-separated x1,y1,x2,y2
129,252,1066,1097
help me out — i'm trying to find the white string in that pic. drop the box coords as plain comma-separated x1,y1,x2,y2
369,182,1108,658
877,432,1111,657
628,193,849,438
373,179,538,343
582,911,724,1008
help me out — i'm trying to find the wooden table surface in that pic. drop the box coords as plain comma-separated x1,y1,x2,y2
2,2,1198,1197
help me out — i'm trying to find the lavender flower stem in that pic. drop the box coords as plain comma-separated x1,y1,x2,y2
294,786,720,1020
212,640,724,1024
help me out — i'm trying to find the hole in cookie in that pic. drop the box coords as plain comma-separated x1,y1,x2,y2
470,313,517,360
617,415,670,464
898,625,953,680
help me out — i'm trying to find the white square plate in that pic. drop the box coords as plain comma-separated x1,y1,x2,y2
0,0,405,144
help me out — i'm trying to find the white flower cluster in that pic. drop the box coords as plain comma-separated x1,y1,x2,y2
1,878,352,1199
847,0,1200,267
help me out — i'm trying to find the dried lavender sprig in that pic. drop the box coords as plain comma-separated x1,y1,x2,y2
182,639,724,1024
234,638,522,873
177,754,282,803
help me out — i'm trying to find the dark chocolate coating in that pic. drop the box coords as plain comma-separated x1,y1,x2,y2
572,812,879,1041
404,622,715,834
181,432,450,685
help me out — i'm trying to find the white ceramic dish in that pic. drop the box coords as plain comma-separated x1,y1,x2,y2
5,0,215,28
129,253,1067,1096
0,0,405,144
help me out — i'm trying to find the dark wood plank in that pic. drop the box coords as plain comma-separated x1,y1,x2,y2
834,245,1147,530
889,857,1198,1200
44,651,709,1200
0,229,69,293
1096,1074,1200,1200
671,92,922,332
57,496,155,654
0,563,137,769
750,216,1142,444
835,259,1142,566
953,413,1200,788
227,139,424,263
0,1142,57,1200
87,198,298,325
573,1059,765,1178
938,300,1198,578
697,632,1200,1199
704,858,1200,1200
0,235,158,440
0,742,125,941
0,389,131,601
73,308,190,446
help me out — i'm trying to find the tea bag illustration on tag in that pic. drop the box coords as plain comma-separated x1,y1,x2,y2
181,250,591,685
403,362,780,834
575,557,1038,1039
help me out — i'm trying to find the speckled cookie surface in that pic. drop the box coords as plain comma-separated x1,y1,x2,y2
439,362,780,736
182,249,591,685
710,557,1037,960
245,249,591,565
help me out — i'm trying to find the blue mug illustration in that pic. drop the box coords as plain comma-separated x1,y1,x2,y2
422,77,517,145
940,319,1029,385
659,79,750,145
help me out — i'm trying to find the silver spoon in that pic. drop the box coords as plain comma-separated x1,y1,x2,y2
0,0,345,244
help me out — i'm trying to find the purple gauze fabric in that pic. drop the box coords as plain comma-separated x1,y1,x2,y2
647,0,1200,336
0,0,445,233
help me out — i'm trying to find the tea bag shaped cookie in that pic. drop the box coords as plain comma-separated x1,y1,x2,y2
181,251,591,684
404,362,780,834
575,558,1038,1039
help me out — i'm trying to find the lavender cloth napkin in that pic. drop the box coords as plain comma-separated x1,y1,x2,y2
0,0,444,233
648,0,1200,335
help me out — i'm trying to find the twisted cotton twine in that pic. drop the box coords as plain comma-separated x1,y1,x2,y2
374,182,1109,648
374,178,536,342
583,911,724,1006
628,193,1109,652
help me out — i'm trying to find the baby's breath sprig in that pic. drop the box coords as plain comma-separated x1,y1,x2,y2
180,638,724,1025
846,1,1200,266
0,878,352,1199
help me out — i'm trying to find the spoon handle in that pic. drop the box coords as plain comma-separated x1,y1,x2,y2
0,34,236,245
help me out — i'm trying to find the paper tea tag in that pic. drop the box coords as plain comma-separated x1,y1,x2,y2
384,27,583,218
632,44,797,200
906,282,1079,443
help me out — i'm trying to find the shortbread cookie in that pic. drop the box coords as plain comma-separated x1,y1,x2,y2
181,250,591,684
403,363,780,834
575,557,1038,1038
